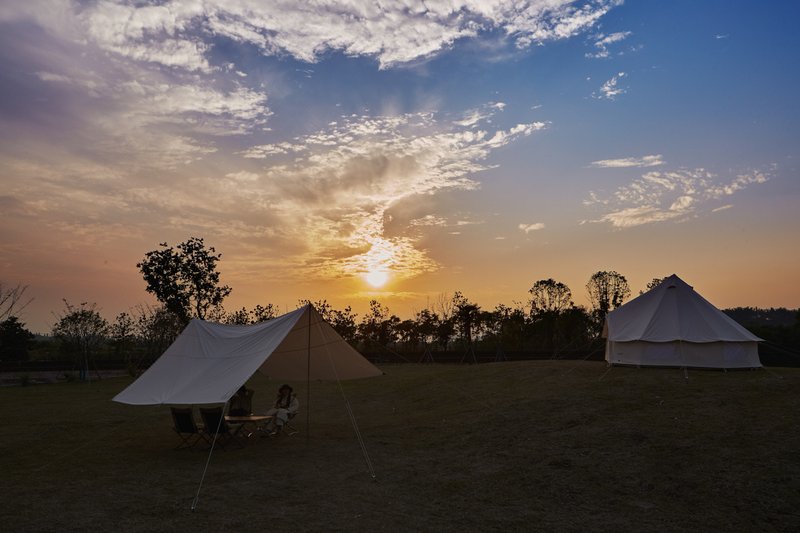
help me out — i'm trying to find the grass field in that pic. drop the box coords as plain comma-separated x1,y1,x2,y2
2,361,799,532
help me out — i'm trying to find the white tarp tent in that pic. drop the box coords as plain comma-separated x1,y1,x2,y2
113,304,381,405
603,274,762,369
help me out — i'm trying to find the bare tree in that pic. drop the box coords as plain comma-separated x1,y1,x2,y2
0,282,32,321
434,292,453,323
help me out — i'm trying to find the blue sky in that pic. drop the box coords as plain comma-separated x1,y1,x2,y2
1,0,798,332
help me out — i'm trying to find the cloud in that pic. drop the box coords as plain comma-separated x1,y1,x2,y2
587,168,770,228
1,1,603,178
0,0,613,312
8,25,272,169
20,106,533,283
706,171,768,197
410,215,448,227
590,154,665,168
79,1,212,72
586,30,632,58
68,1,621,71
225,171,260,182
593,72,627,100
597,206,684,228
518,222,545,233
454,102,506,127
245,111,546,280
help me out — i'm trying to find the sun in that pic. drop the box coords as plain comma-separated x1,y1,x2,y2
365,270,389,288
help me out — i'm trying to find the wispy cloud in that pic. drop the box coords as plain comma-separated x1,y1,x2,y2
17,34,271,169
454,102,506,127
593,72,627,100
519,222,545,233
410,215,449,227
3,107,541,284
241,112,547,280
586,168,770,228
590,155,665,168
586,31,632,58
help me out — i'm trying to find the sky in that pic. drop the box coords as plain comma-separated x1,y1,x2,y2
1,0,798,333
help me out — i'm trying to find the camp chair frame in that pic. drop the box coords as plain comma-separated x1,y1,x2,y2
199,407,245,450
170,407,207,450
283,412,300,436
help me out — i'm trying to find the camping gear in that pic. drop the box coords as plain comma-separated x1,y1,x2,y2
603,274,762,369
170,407,206,449
113,304,381,405
198,407,245,449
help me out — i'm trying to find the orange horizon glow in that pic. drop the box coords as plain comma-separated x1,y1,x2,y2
1,2,798,334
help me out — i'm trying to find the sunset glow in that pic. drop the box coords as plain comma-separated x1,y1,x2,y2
365,270,390,288
0,1,797,332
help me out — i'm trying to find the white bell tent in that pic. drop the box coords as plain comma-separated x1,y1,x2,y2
113,304,381,406
603,274,762,369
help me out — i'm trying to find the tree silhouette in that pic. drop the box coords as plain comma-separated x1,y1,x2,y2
358,300,397,350
137,237,232,324
452,291,481,348
528,279,575,355
52,300,109,381
586,270,630,335
0,316,34,362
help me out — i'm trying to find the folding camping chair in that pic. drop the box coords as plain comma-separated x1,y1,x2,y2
283,412,300,436
199,407,245,449
263,410,299,437
170,407,207,450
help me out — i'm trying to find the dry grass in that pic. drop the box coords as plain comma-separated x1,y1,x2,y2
2,361,799,532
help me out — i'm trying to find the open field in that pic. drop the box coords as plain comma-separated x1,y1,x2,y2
2,361,800,532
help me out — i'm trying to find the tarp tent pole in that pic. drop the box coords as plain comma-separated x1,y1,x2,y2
306,305,311,443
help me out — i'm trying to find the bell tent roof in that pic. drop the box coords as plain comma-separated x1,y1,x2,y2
604,274,762,343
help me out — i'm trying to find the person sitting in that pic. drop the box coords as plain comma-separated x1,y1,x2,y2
228,385,254,417
264,384,299,436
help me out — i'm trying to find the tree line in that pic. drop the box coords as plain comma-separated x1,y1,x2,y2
2,237,798,375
